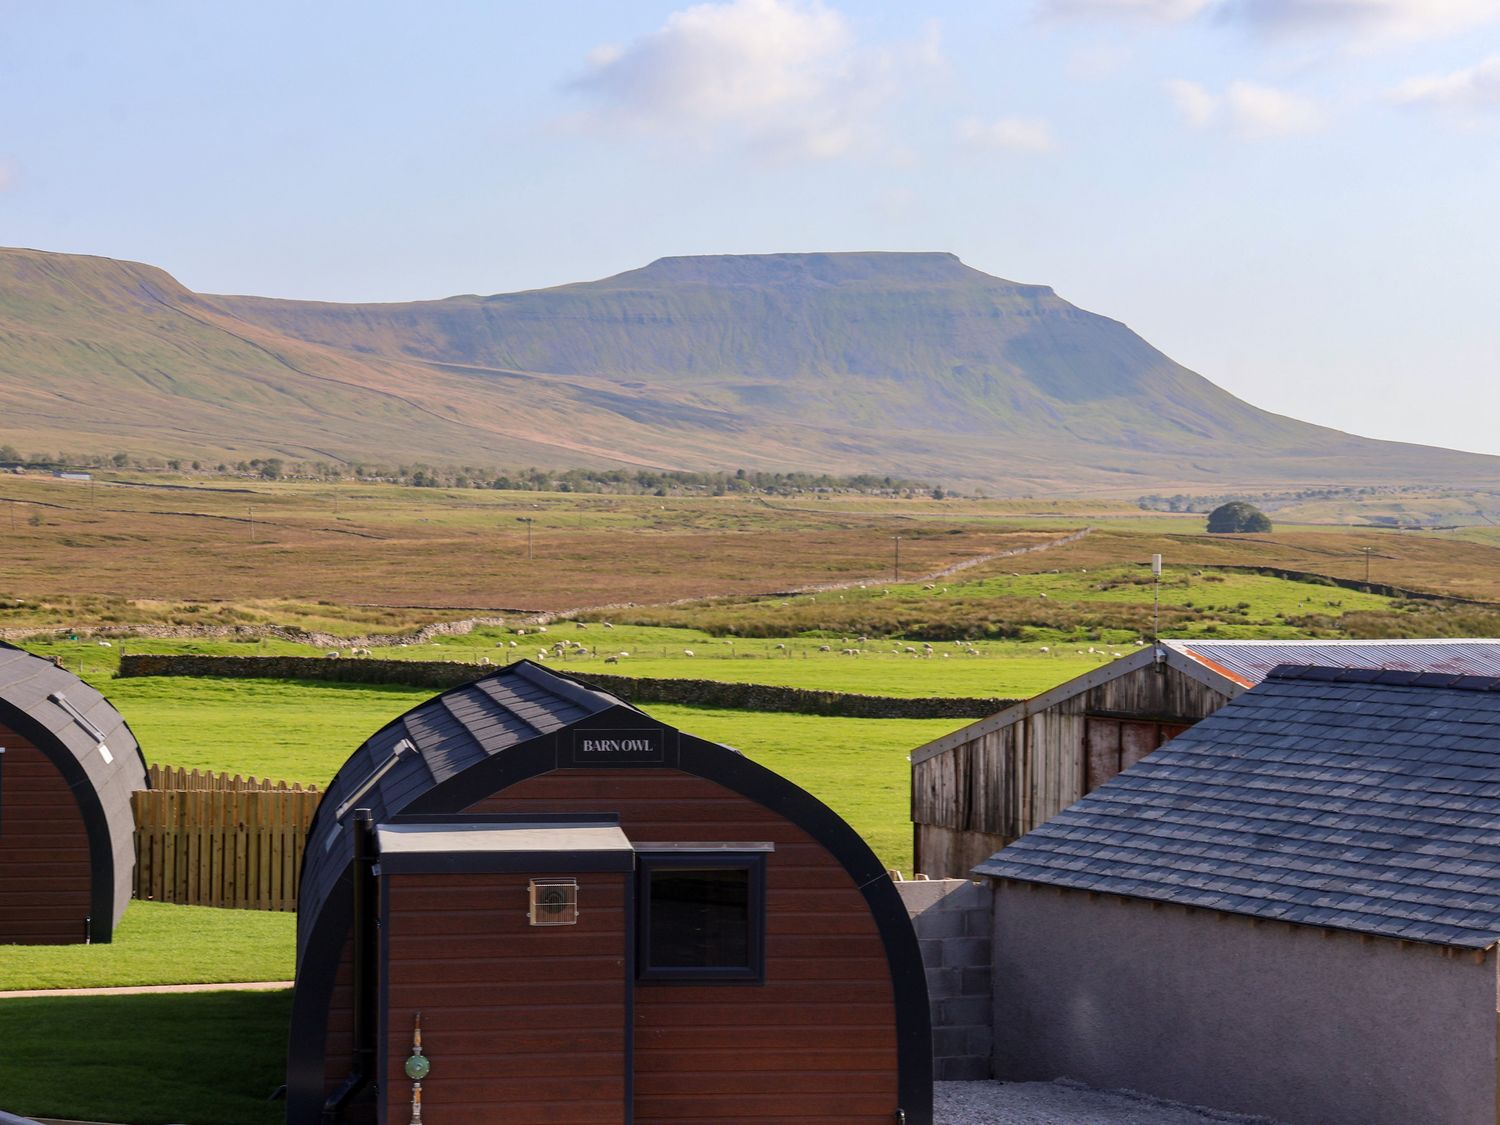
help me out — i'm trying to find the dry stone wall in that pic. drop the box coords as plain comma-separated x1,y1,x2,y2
116,654,1012,719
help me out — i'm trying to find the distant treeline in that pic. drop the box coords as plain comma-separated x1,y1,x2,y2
0,443,942,498
1136,484,1458,514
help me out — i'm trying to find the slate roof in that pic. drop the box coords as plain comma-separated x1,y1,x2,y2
975,665,1500,949
296,660,634,960
0,641,148,930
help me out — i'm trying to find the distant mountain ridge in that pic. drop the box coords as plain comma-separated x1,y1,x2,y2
2,246,1496,493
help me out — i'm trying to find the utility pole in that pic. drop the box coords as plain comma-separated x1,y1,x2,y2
517,517,534,561
891,535,902,581
248,506,255,543
1361,546,1373,585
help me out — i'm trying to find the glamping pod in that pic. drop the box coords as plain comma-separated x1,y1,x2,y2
289,660,931,1125
0,642,147,944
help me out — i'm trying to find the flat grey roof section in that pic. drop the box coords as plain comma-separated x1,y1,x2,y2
976,665,1500,949
377,821,634,856
1166,638,1500,688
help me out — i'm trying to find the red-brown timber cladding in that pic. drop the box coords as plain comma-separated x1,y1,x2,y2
0,728,91,944
381,872,629,1124
477,769,900,1123
320,769,901,1122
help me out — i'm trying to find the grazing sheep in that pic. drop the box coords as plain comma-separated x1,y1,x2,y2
604,656,619,664
536,626,548,633
478,657,491,665
536,651,548,660
517,628,527,636
574,622,588,629
904,646,918,654
326,651,340,659
602,622,614,629
683,649,695,657
1039,646,1050,653
1039,593,1048,599
508,640,518,648
617,652,630,658
818,645,832,652
97,640,113,648
774,643,786,650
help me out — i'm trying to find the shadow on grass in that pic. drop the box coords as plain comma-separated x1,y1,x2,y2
0,989,288,1125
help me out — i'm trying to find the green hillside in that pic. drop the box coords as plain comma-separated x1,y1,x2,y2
4,246,1498,493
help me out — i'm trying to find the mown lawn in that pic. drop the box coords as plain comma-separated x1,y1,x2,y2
0,990,289,1125
0,901,294,991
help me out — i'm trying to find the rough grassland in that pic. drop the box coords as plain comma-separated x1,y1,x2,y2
0,990,288,1125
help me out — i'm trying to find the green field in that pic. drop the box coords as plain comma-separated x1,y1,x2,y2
0,901,295,991
100,674,959,873
0,990,289,1125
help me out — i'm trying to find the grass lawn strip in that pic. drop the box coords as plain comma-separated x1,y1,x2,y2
0,990,288,1125
0,901,293,991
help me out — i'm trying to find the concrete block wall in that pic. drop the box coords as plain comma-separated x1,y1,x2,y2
895,877,994,1080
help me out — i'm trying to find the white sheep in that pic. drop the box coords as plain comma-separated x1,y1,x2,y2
326,651,340,658
602,622,614,629
1039,646,1050,653
97,640,113,648
683,649,695,657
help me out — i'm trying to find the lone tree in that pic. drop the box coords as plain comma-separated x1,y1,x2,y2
1207,501,1272,534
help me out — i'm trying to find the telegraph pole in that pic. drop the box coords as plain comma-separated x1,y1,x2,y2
891,535,902,581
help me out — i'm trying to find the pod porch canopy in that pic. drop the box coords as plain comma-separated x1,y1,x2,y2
290,659,931,1125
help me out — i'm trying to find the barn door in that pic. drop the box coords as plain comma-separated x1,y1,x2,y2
1084,718,1192,791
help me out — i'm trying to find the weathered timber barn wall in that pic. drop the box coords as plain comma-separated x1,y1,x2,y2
911,649,1231,878
290,661,932,1125
0,642,147,943
912,639,1500,879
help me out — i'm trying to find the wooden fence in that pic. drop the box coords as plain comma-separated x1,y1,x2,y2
133,766,323,912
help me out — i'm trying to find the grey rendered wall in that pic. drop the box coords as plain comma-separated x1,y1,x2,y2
993,882,1498,1125
897,879,994,1080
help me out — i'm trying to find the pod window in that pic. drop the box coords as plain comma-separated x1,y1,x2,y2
637,852,766,983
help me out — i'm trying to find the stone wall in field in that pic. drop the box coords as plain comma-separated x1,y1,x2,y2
116,654,1011,720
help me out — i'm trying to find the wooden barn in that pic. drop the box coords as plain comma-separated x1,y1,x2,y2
289,660,931,1125
0,641,147,944
911,638,1500,878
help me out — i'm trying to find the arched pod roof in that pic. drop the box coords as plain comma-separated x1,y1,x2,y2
290,659,931,1123
0,642,148,940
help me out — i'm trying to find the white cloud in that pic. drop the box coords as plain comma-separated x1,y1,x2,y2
1165,78,1219,125
1043,0,1500,43
1224,0,1500,45
569,0,941,160
957,116,1057,152
1394,54,1500,109
1165,78,1325,135
1041,0,1210,21
1226,80,1326,135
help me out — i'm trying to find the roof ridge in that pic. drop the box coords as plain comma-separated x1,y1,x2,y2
1267,664,1500,691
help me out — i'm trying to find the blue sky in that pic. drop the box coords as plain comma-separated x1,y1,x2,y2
3,0,1498,456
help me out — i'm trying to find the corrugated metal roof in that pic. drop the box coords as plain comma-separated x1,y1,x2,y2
1166,639,1500,688
976,665,1500,949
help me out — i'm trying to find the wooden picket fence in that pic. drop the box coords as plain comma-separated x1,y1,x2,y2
133,765,323,912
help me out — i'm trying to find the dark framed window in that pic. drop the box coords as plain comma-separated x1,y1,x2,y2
637,851,767,983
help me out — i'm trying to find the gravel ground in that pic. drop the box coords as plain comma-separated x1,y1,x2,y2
935,1080,1286,1124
